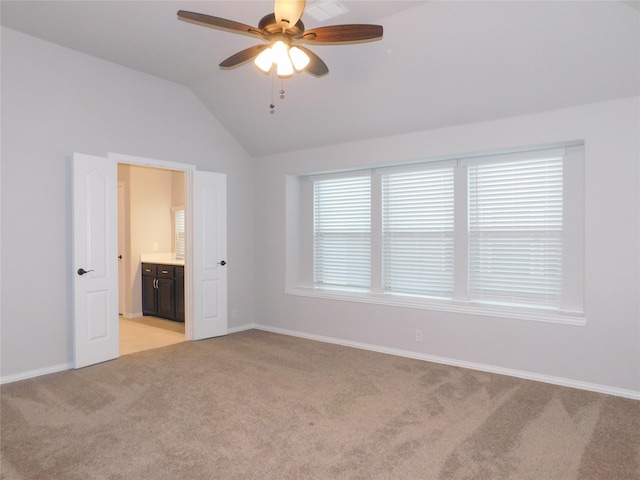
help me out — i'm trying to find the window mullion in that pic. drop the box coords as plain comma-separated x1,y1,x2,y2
370,172,383,294
453,163,468,302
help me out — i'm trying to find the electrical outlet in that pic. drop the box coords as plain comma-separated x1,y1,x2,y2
415,329,423,343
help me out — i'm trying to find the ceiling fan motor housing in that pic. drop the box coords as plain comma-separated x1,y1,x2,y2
259,13,305,38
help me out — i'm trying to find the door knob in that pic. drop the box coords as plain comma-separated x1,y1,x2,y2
218,260,226,266
77,268,94,276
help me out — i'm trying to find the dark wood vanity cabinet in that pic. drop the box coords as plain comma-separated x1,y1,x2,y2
174,266,185,322
141,264,158,315
142,263,185,322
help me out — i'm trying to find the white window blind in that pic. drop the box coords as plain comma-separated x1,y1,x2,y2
174,208,185,259
313,175,371,288
382,167,455,297
468,156,563,308
299,144,582,319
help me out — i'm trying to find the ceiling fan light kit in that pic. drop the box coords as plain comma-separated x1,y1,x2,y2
255,40,310,76
288,46,311,71
177,0,382,111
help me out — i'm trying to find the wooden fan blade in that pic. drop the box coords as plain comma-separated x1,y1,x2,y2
295,46,329,77
177,10,261,37
275,0,306,28
220,45,269,68
302,24,383,44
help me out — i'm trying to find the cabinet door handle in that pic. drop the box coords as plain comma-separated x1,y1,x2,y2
154,278,158,289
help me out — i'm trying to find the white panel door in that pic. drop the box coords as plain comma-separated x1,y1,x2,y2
192,171,227,340
73,153,119,368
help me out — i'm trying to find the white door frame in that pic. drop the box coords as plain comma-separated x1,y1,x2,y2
74,151,227,368
108,153,199,340
117,182,126,316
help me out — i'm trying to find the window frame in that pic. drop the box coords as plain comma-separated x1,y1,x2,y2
288,143,585,326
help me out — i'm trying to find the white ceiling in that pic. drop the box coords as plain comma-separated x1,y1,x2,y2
2,1,639,157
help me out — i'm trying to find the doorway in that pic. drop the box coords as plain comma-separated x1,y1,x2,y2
73,151,228,369
117,163,186,355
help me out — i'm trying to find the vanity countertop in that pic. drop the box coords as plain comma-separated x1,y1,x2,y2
140,253,185,266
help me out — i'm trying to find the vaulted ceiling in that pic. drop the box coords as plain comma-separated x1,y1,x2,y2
2,1,639,157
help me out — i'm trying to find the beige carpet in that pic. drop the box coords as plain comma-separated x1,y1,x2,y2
1,330,639,479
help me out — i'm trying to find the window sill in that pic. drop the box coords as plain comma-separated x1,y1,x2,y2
284,286,586,326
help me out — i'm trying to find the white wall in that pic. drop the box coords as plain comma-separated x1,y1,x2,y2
2,25,638,397
253,97,640,397
171,170,185,208
0,28,255,378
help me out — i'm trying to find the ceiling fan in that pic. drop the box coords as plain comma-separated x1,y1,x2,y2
177,0,383,78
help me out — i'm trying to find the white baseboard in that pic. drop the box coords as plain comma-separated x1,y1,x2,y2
1,324,252,384
250,323,640,401
227,323,256,334
1,362,73,385
5,324,638,401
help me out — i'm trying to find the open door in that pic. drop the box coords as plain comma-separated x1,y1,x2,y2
73,152,228,367
191,171,227,340
73,153,119,368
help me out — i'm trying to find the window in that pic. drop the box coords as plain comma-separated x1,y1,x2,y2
467,156,563,308
300,144,584,320
173,207,185,260
313,175,371,289
382,167,455,298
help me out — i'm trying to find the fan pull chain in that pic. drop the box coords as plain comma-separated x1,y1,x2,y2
269,70,276,114
269,73,287,114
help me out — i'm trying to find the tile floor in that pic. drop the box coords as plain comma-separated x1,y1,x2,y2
119,316,185,355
